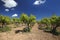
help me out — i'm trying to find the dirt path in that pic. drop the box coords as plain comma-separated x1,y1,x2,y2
0,23,60,40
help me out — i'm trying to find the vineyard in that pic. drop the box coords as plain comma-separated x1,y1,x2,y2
0,13,60,40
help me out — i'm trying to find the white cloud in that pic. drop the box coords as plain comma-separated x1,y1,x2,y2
12,14,18,17
1,0,17,8
33,0,46,5
5,9,9,12
33,1,40,5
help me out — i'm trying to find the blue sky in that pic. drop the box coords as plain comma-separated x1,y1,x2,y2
0,0,60,20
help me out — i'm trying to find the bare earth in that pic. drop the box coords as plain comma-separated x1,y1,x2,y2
0,23,60,40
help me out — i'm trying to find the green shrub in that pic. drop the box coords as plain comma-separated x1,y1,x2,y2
38,27,44,30
51,29,60,35
56,27,60,35
23,27,31,32
55,30,60,35
38,26,47,30
0,26,11,32
44,27,52,32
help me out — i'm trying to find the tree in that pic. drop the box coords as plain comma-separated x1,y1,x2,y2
50,15,60,33
20,13,36,27
11,17,20,26
40,18,51,27
0,15,11,28
20,13,29,24
12,17,20,23
20,13,30,32
19,13,36,32
29,14,36,27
